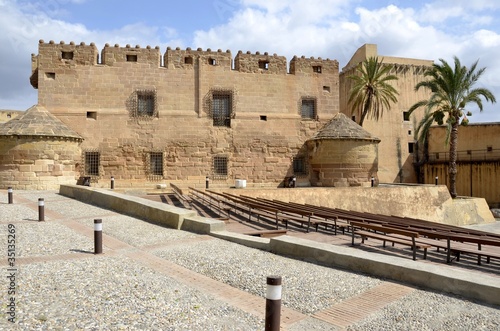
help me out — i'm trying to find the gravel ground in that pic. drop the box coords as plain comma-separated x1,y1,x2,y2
75,215,199,248
1,256,262,330
347,290,500,331
155,238,382,314
1,190,500,330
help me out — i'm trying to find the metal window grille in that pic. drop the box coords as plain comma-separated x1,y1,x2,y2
293,157,307,176
150,152,163,176
212,93,231,127
137,92,155,116
301,99,316,119
213,156,228,179
84,151,100,176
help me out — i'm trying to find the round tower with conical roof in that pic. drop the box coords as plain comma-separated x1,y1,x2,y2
0,105,83,189
306,113,380,187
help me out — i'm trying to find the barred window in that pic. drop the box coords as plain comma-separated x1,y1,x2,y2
137,91,156,117
212,93,232,127
213,156,228,179
293,157,307,175
150,152,163,176
84,151,100,176
301,99,316,119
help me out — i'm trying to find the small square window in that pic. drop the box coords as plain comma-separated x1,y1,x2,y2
259,60,269,70
86,111,97,120
313,66,322,73
185,56,193,64
126,54,138,62
84,151,100,176
435,153,440,160
62,51,74,60
213,156,228,179
208,58,216,65
403,111,410,121
150,152,163,176
487,146,493,152
323,86,330,92
408,130,412,135
45,72,55,79
260,115,267,121
301,99,316,119
467,150,472,155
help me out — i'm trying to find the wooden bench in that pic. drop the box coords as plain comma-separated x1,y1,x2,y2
414,233,500,265
350,221,431,261
243,229,287,238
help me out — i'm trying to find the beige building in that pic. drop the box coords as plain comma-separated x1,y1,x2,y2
339,44,433,184
3,39,343,189
3,40,497,200
422,123,500,207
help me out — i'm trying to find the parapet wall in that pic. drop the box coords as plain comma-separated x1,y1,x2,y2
32,39,339,75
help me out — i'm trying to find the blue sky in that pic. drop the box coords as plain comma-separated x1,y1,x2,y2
2,0,500,122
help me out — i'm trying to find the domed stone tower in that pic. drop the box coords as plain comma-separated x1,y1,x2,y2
0,105,83,190
306,112,380,187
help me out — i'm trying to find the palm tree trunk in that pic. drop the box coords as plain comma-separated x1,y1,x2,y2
448,117,460,198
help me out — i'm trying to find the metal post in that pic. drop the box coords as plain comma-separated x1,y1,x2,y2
435,176,438,185
111,176,115,190
8,187,13,204
265,275,282,331
206,176,209,189
292,176,296,188
94,219,103,254
38,198,45,222
371,177,375,187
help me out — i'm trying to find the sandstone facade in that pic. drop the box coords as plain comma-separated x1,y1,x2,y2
339,44,433,184
27,40,340,187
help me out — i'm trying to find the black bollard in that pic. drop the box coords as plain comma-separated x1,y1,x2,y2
94,219,103,254
435,176,438,185
111,176,115,190
8,187,13,204
265,275,282,331
38,198,45,222
371,177,375,187
206,176,209,189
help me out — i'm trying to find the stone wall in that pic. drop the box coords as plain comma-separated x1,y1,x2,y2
307,139,379,187
0,136,80,189
31,40,340,187
339,44,433,184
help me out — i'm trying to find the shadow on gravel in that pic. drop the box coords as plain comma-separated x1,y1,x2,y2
69,249,94,254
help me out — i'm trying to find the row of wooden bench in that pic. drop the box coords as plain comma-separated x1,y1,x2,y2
219,193,500,265
174,186,500,265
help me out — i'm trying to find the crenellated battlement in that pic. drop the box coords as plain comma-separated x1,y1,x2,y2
164,47,232,69
289,55,339,75
101,43,161,66
235,51,287,74
32,40,339,76
36,39,99,68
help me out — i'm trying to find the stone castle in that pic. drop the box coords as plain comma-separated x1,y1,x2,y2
1,40,498,205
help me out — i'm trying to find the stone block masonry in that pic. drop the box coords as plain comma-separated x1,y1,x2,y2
30,40,340,187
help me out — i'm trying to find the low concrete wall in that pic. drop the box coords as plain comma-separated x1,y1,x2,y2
59,185,197,229
59,184,500,307
269,235,500,307
212,185,495,225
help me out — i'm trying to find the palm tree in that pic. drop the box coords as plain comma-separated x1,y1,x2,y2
347,56,399,126
409,56,496,198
